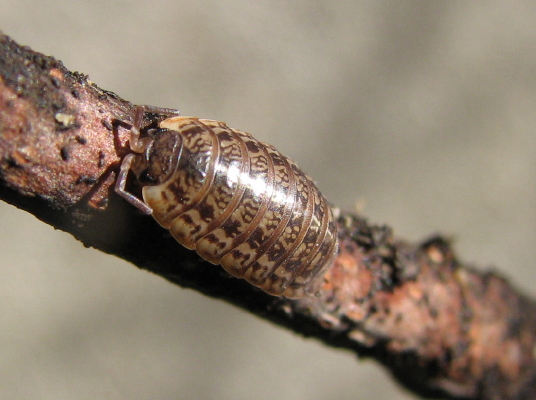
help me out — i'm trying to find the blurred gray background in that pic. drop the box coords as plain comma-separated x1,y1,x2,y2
1,1,536,399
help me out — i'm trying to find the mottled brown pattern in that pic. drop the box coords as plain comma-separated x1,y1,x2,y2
136,116,338,298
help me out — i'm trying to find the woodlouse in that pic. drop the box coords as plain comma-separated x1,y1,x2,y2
115,106,338,298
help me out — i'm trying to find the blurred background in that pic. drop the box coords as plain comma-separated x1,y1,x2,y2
1,1,536,399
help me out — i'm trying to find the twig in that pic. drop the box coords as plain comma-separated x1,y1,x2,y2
1,33,535,400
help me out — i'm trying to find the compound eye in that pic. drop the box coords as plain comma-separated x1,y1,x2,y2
137,168,157,185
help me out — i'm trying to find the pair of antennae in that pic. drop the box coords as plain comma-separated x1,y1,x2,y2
114,105,180,215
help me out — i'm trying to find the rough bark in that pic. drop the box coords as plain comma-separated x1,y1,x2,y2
1,33,535,400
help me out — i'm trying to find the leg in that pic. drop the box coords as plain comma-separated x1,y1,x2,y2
115,153,153,215
128,106,154,153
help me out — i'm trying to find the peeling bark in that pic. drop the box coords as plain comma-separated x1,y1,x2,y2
1,33,535,400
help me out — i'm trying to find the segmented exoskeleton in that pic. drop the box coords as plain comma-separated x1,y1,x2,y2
115,106,338,298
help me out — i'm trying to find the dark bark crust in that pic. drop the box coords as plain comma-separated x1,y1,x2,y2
1,34,536,400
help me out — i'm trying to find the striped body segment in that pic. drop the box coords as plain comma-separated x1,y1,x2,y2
117,111,338,298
